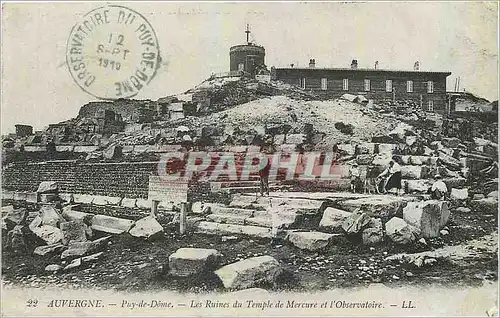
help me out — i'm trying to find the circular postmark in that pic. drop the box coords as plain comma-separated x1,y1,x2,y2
66,5,160,99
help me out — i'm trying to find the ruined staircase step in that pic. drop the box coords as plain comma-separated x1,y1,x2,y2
208,205,257,217
194,221,272,238
206,214,247,225
222,185,291,194
337,195,417,218
245,216,272,228
232,194,324,212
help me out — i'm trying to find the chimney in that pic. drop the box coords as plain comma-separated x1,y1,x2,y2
351,59,358,69
309,59,316,68
414,61,420,71
374,61,379,69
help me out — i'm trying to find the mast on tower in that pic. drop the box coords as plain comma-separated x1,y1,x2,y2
245,24,251,44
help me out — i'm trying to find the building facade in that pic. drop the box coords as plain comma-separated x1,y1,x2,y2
274,60,451,113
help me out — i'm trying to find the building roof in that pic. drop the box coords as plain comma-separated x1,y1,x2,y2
275,67,451,76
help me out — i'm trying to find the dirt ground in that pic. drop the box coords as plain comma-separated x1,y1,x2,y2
1,200,497,293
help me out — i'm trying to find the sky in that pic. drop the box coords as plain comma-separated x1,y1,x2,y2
1,1,498,134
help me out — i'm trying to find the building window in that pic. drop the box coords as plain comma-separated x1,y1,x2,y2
428,100,434,112
364,79,371,91
407,80,414,93
343,78,349,91
386,80,393,92
238,63,244,71
321,78,328,90
300,78,306,89
427,81,434,93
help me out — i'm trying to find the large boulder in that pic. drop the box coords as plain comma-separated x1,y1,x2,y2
60,220,88,245
342,210,371,234
403,201,449,238
91,215,135,234
450,188,469,201
36,181,58,194
319,208,352,233
31,225,63,245
168,248,220,277
214,255,282,290
34,244,66,256
385,217,420,245
40,205,65,227
362,218,384,245
286,231,340,251
469,198,498,215
2,207,27,230
129,216,164,239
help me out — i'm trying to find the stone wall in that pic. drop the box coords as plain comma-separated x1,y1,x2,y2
2,161,158,198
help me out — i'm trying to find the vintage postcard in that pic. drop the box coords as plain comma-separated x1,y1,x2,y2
1,1,498,317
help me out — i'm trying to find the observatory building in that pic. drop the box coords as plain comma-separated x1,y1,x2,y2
229,25,266,76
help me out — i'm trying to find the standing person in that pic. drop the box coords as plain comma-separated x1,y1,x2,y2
377,156,402,195
258,149,272,197
349,162,362,193
428,175,448,199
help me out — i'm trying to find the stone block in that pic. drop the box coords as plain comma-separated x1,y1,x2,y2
40,205,65,227
194,221,272,239
121,198,137,208
36,181,58,194
403,200,449,238
319,207,352,233
450,188,469,201
34,244,66,256
31,225,63,245
362,218,384,245
92,196,122,206
214,256,282,290
342,210,372,234
339,195,411,217
73,194,94,204
60,220,88,245
168,248,220,277
26,192,38,203
385,217,420,245
40,193,58,203
59,193,74,203
91,215,134,234
135,199,152,209
286,231,340,251
129,216,164,239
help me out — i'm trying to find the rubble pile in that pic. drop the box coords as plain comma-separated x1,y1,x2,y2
2,182,169,273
